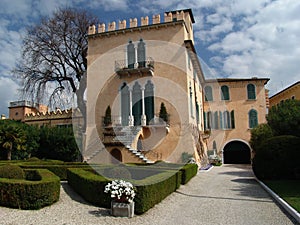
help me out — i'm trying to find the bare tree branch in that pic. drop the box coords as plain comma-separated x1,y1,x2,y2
13,7,100,130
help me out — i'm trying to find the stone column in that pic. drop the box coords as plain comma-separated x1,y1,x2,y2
129,88,134,126
141,87,146,126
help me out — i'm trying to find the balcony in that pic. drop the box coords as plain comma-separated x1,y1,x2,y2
115,57,154,77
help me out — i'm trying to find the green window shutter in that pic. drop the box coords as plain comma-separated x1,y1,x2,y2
219,111,223,129
204,112,207,130
249,109,258,128
205,86,213,101
231,110,235,129
221,85,230,100
247,84,256,100
214,111,219,129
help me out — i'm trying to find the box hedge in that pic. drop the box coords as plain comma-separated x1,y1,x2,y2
180,163,198,184
0,169,60,209
67,167,182,214
67,168,111,208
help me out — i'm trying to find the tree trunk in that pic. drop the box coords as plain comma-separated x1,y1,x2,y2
76,72,87,132
7,148,12,160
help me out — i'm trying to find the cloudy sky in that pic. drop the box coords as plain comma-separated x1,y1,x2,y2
0,0,299,116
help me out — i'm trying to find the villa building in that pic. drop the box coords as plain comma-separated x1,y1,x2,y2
203,78,269,164
84,9,207,164
8,9,271,166
269,81,300,108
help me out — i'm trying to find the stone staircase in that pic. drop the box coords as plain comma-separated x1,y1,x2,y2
114,126,153,164
103,126,153,164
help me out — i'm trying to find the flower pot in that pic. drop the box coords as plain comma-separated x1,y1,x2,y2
111,200,134,218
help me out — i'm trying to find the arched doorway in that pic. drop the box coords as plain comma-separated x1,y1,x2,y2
223,141,251,164
110,148,122,162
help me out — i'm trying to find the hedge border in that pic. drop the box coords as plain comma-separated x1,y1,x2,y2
0,169,60,209
67,168,182,214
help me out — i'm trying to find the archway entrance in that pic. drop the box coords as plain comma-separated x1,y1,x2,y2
110,148,122,162
223,141,251,164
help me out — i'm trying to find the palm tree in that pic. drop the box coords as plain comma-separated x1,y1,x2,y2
0,122,26,160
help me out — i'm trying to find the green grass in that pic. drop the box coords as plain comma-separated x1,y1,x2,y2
264,180,300,213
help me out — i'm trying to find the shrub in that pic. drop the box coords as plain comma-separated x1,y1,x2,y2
250,123,273,152
0,164,25,179
0,169,60,209
67,167,182,214
252,135,300,180
180,163,198,184
36,126,80,161
67,168,111,208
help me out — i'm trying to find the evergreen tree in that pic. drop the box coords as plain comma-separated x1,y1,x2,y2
159,102,169,123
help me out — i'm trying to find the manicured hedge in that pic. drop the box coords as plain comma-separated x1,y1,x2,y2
252,135,300,180
20,164,90,180
67,168,182,214
134,170,181,214
0,169,60,209
67,168,111,208
180,163,198,184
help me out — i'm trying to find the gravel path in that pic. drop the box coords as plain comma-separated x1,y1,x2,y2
0,164,297,225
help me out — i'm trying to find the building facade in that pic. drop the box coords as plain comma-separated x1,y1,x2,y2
269,81,300,108
85,9,207,164
203,78,269,164
7,9,271,166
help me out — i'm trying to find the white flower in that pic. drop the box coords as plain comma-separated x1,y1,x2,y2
104,180,136,203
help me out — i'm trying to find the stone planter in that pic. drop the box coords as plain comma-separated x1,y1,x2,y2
111,200,134,218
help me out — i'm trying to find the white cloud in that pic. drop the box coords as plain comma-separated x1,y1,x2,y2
0,77,19,116
87,0,129,11
192,0,300,96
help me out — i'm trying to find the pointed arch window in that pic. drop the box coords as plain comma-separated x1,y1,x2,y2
249,109,258,128
127,40,135,69
120,83,130,126
132,82,142,126
137,39,146,68
247,84,256,100
205,86,213,101
145,80,154,124
221,85,230,100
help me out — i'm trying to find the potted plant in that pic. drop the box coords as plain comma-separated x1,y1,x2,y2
104,180,136,218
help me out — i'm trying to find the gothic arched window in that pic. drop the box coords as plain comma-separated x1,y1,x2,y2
137,39,146,68
127,40,135,69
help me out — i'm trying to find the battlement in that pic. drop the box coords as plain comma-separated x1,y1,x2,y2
24,108,73,121
88,9,194,35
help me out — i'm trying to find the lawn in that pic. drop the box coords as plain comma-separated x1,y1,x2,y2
264,180,300,213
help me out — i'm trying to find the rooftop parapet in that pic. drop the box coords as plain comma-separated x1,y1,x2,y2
88,9,194,35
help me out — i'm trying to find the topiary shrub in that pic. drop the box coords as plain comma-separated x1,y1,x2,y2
0,169,60,209
252,135,300,180
0,164,25,179
26,157,41,162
